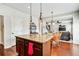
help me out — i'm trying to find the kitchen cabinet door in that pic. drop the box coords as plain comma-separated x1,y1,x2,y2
16,38,24,56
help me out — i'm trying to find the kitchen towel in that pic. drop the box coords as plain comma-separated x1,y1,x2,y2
28,42,33,56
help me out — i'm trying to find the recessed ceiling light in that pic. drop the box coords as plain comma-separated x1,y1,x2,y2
28,6,30,8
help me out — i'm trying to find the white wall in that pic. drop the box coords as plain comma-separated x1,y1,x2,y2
0,4,29,48
73,11,79,44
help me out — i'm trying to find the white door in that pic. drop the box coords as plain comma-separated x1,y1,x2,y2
4,16,12,48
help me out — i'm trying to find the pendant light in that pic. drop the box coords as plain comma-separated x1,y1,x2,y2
29,3,37,34
30,3,32,23
51,11,54,24
39,3,43,35
30,3,32,34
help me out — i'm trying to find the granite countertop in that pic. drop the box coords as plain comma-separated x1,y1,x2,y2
16,34,53,43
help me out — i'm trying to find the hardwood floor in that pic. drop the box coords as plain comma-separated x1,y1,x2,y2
51,42,79,56
4,46,16,56
51,42,73,56
0,44,4,56
0,42,79,56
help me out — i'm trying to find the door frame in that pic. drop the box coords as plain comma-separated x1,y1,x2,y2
0,15,4,45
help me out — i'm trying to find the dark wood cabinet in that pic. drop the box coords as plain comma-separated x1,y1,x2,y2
16,37,24,56
33,43,42,56
24,40,29,56
16,35,52,56
16,39,43,56
33,47,42,56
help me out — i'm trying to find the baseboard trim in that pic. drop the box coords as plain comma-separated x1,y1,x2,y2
60,40,73,44
4,44,16,49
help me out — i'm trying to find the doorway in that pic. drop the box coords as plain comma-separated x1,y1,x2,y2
0,15,4,55
58,18,73,43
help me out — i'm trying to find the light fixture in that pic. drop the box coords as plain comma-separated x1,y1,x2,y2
39,3,43,35
53,23,55,25
28,6,30,9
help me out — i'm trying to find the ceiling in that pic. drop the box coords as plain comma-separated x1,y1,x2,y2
2,3,79,18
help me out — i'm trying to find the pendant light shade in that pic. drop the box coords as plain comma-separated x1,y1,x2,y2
29,3,37,34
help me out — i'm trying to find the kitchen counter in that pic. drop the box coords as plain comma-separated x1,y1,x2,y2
16,34,53,43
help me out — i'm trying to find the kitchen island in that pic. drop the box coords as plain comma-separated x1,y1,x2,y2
16,34,53,56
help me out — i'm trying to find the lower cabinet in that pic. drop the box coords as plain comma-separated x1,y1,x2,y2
33,47,42,56
16,37,51,56
19,43,24,56
16,38,42,56
33,43,42,56
24,40,29,56
16,38,24,56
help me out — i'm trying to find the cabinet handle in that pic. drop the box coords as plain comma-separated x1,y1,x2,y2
34,48,40,50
